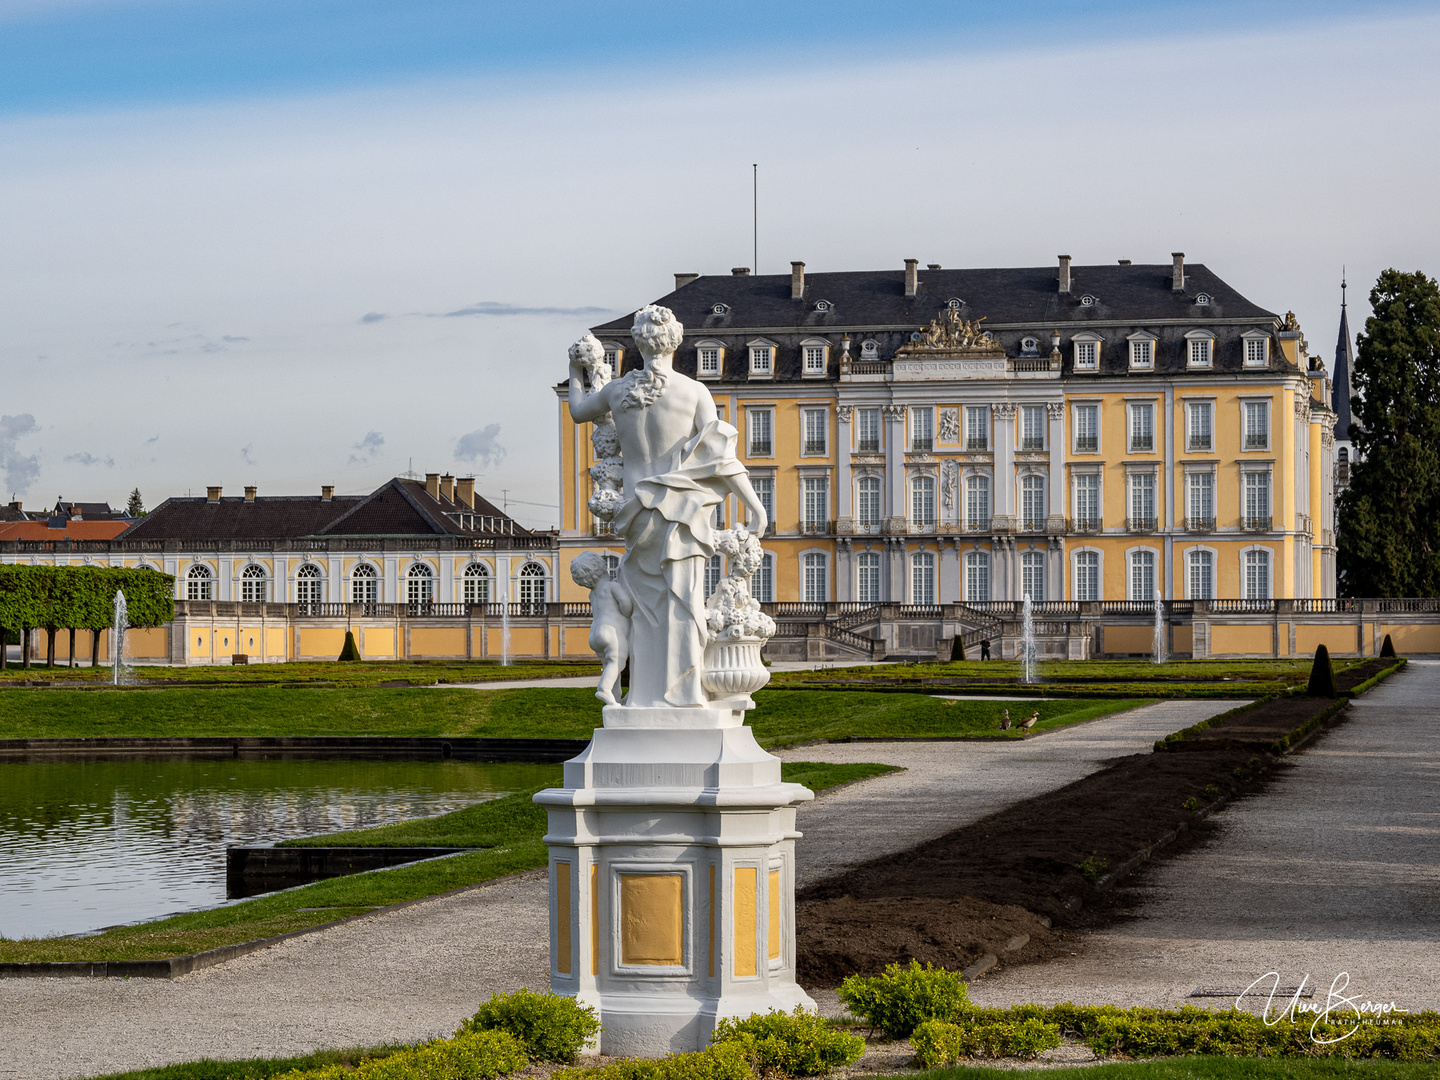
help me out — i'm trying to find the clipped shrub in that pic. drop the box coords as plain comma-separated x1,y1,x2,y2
338,630,362,662
457,988,601,1063
711,1008,864,1076
279,1029,528,1079
838,960,970,1040
553,1042,752,1080
1307,644,1337,697
950,636,966,662
1381,633,1397,657
1076,855,1107,883
911,1017,1061,1066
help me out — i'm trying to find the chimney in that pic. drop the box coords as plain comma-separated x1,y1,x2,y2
904,259,919,299
440,474,454,503
243,486,256,503
206,486,222,503
7,501,19,512
1057,255,1072,294
674,272,700,290
425,472,440,500
1172,252,1185,292
321,485,334,501
69,503,81,519
731,267,750,276
456,476,475,509
1118,259,1132,265
790,261,805,300
927,263,941,270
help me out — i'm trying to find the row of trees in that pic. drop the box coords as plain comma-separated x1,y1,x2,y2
0,566,175,669
1338,269,1440,596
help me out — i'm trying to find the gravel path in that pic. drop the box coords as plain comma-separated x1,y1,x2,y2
0,698,1244,1080
971,660,1440,1012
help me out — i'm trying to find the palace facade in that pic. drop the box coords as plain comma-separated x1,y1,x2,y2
558,255,1338,607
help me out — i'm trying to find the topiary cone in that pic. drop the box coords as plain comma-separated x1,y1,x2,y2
950,636,966,662
1380,633,1396,658
338,630,362,662
1307,643,1336,697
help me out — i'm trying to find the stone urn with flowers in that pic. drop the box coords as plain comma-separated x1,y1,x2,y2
702,526,776,701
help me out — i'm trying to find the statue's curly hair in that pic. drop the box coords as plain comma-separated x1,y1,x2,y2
631,304,684,357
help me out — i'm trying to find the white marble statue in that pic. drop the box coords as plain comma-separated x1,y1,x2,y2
567,305,770,708
569,551,633,706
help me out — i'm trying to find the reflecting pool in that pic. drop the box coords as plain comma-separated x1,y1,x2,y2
0,756,559,940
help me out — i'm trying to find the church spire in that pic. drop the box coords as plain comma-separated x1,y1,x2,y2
1332,270,1356,441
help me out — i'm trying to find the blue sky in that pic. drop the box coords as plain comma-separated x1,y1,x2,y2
0,2,1437,524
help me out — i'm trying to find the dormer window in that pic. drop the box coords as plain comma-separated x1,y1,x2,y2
1195,293,1212,306
814,299,832,312
800,338,830,378
1185,329,1216,369
947,298,963,311
601,344,624,375
711,303,729,316
747,339,776,378
1128,332,1156,371
695,340,724,379
1080,294,1097,307
1243,330,1270,368
860,339,879,359
1020,336,1040,356
1072,333,1102,372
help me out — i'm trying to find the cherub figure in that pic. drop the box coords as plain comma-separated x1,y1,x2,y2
570,552,633,705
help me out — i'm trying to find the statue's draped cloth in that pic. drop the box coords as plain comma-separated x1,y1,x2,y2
612,419,745,707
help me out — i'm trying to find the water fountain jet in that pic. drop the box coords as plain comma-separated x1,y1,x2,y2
1020,592,1037,684
111,591,130,686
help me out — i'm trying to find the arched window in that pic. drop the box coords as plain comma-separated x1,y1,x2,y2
802,552,828,603
1338,447,1349,464
239,563,268,603
964,550,990,602
1129,549,1157,601
1244,548,1272,600
296,563,324,604
186,563,213,601
750,552,775,603
351,562,378,605
911,552,936,605
518,562,548,612
857,476,882,530
1021,475,1046,532
1188,550,1214,600
463,563,491,605
1074,551,1100,601
965,475,991,531
911,475,936,529
1021,550,1046,602
856,552,881,603
704,554,724,598
407,563,435,608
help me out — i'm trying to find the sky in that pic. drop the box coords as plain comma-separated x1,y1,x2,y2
1,1,1437,528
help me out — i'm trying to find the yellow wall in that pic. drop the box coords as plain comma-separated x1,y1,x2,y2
1103,625,1155,653
565,627,595,655
1380,624,1440,653
410,627,467,657
1210,624,1275,655
363,627,396,658
1296,624,1359,656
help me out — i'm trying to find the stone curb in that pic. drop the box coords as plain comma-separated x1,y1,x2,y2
0,735,588,760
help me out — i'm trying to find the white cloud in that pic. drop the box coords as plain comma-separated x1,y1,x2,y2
64,451,115,467
0,414,40,495
348,430,384,465
454,424,505,468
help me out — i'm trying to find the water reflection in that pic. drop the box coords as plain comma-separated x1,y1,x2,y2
0,756,559,940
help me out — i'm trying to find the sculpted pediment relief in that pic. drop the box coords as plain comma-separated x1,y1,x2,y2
897,308,1006,357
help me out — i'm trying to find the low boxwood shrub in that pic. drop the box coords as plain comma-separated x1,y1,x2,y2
911,1016,1061,1066
552,1041,752,1079
710,1007,864,1076
837,959,969,1040
456,988,600,1063
279,1029,528,1079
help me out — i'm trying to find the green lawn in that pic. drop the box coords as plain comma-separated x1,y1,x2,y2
0,685,1144,744
904,1058,1440,1080
0,659,598,687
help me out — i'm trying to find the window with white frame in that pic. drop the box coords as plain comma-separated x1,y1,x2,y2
1021,550,1046,602
1129,402,1155,452
351,562,378,604
1129,549,1156,601
911,552,936,605
751,552,775,603
186,563,213,601
802,342,828,376
407,563,435,607
857,552,881,603
1243,401,1269,450
1128,335,1155,370
910,407,934,451
860,339,879,359
1129,471,1157,529
965,550,990,602
240,563,268,603
751,476,774,528
1244,470,1271,529
965,474,991,530
603,346,622,376
748,343,774,377
802,408,827,455
1074,403,1099,452
802,552,828,602
747,408,774,456
697,344,722,377
603,554,620,580
704,554,723,598
296,562,324,604
911,474,936,528
802,476,829,531
1021,474,1045,531
517,561,548,611
714,497,725,528
1073,337,1100,371
1244,333,1269,368
1187,471,1215,528
1187,334,1214,368
1073,473,1100,529
1188,549,1214,599
1021,405,1045,450
1244,548,1272,599
965,406,989,450
1074,550,1100,601
463,562,491,604
857,476,882,529
856,408,880,452
1187,401,1214,451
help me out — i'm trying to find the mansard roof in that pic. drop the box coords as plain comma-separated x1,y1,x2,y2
317,479,527,537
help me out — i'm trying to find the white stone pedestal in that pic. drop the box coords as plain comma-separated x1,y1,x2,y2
534,701,815,1057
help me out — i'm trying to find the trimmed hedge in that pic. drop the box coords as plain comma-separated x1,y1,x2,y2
276,1029,528,1079
551,1043,752,1080
711,1008,864,1076
1307,644,1337,697
912,1016,1061,1065
838,960,971,1040
456,988,600,1063
0,565,174,634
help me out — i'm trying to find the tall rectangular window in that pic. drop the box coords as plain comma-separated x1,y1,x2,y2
965,475,990,530
965,551,990,602
751,552,774,603
747,408,773,457
803,476,829,531
751,477,774,529
1188,338,1212,367
704,555,723,598
698,347,720,376
857,408,880,452
1245,548,1271,599
1188,549,1214,599
1245,338,1268,367
1074,404,1098,452
1244,471,1271,528
1129,550,1156,601
1244,401,1269,449
803,345,827,375
910,407,934,451
1129,403,1155,453
1187,402,1213,451
1074,474,1100,529
749,345,773,376
802,553,828,603
911,475,936,528
1074,340,1098,370
1021,475,1045,531
1021,405,1046,450
802,408,827,455
856,552,881,603
857,477,882,529
1074,550,1100,601
1021,551,1046,602
911,552,935,605
1129,472,1156,529
1187,472,1214,528
965,407,989,451
1129,339,1154,369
